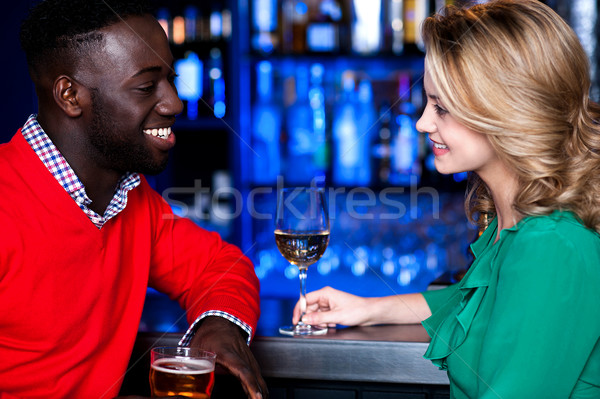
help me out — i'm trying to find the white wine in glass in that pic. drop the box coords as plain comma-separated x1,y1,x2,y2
275,187,330,336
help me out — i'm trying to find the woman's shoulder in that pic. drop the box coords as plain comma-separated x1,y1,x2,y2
503,210,600,271
516,210,599,242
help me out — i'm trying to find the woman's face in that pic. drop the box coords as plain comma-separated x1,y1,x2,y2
416,66,501,179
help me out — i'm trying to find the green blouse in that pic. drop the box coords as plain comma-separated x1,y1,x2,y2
422,211,600,398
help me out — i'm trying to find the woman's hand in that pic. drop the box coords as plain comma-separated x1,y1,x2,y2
292,287,432,327
292,286,376,327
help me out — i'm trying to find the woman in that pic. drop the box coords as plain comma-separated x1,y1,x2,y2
293,1,600,397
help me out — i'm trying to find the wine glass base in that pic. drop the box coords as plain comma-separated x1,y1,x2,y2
279,324,328,336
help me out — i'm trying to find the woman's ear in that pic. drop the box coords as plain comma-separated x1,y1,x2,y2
53,75,86,117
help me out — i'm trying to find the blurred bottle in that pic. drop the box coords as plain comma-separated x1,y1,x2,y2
354,79,377,184
208,48,226,118
284,64,321,184
435,0,454,13
184,6,198,42
403,0,429,51
332,71,372,186
222,8,233,40
280,0,295,53
390,74,420,185
352,0,382,54
174,51,203,121
372,102,393,185
309,63,329,176
252,0,279,53
306,0,343,52
383,0,404,54
157,8,171,41
292,1,310,53
567,0,599,99
172,14,185,45
411,77,428,179
210,3,223,41
332,71,358,186
252,61,282,185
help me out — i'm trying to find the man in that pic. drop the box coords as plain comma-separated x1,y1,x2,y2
0,0,267,398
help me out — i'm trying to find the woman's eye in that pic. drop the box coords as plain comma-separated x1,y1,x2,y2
434,104,448,116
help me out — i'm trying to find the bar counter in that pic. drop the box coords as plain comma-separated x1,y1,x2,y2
121,322,450,398
252,323,448,386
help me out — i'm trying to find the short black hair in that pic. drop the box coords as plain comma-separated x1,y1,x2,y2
20,0,152,79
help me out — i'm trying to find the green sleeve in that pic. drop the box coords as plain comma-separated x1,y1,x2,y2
422,283,460,314
477,229,600,398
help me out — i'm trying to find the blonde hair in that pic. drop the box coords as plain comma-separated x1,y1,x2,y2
422,0,600,233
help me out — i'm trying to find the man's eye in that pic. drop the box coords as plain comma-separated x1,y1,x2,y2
138,84,155,93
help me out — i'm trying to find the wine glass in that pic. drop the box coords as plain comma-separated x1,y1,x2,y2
275,187,330,336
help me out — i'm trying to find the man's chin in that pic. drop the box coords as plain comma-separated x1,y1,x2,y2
136,158,170,176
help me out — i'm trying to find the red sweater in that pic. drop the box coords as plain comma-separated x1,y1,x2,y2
0,131,260,398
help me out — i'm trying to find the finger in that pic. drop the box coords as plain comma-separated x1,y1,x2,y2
302,310,338,326
218,347,267,399
221,357,262,399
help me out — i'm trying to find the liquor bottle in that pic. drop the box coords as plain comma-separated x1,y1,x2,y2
292,1,310,53
174,51,203,121
306,0,343,52
435,0,454,13
403,0,429,51
280,0,295,53
351,0,382,54
284,64,318,184
208,48,226,118
210,3,223,41
222,8,233,40
390,74,420,185
332,71,360,186
384,0,404,54
172,14,185,45
252,61,282,185
252,0,279,53
354,79,377,185
372,102,393,185
309,63,329,176
157,8,171,41
184,6,198,42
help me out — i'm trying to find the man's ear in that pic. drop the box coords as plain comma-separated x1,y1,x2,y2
53,76,86,117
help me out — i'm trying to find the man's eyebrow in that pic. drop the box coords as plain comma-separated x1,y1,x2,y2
130,66,162,78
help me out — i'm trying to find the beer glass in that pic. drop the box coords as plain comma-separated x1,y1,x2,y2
149,347,216,398
275,187,330,335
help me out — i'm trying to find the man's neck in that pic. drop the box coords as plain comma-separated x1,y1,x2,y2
37,112,123,215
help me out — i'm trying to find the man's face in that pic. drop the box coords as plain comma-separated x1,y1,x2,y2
76,14,183,175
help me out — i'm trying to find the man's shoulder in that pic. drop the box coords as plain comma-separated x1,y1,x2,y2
0,130,31,168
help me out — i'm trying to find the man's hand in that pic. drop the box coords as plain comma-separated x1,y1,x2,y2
190,317,267,399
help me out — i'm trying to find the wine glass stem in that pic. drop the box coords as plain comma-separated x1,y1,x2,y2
298,266,308,324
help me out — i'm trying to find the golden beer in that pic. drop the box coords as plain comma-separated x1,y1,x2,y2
150,358,215,398
149,348,216,398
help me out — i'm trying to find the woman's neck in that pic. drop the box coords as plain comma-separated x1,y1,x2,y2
479,164,521,243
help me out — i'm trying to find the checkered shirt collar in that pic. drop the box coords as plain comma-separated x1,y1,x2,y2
21,114,141,228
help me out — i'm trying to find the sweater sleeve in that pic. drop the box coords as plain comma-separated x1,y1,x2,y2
144,182,260,340
476,228,600,398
